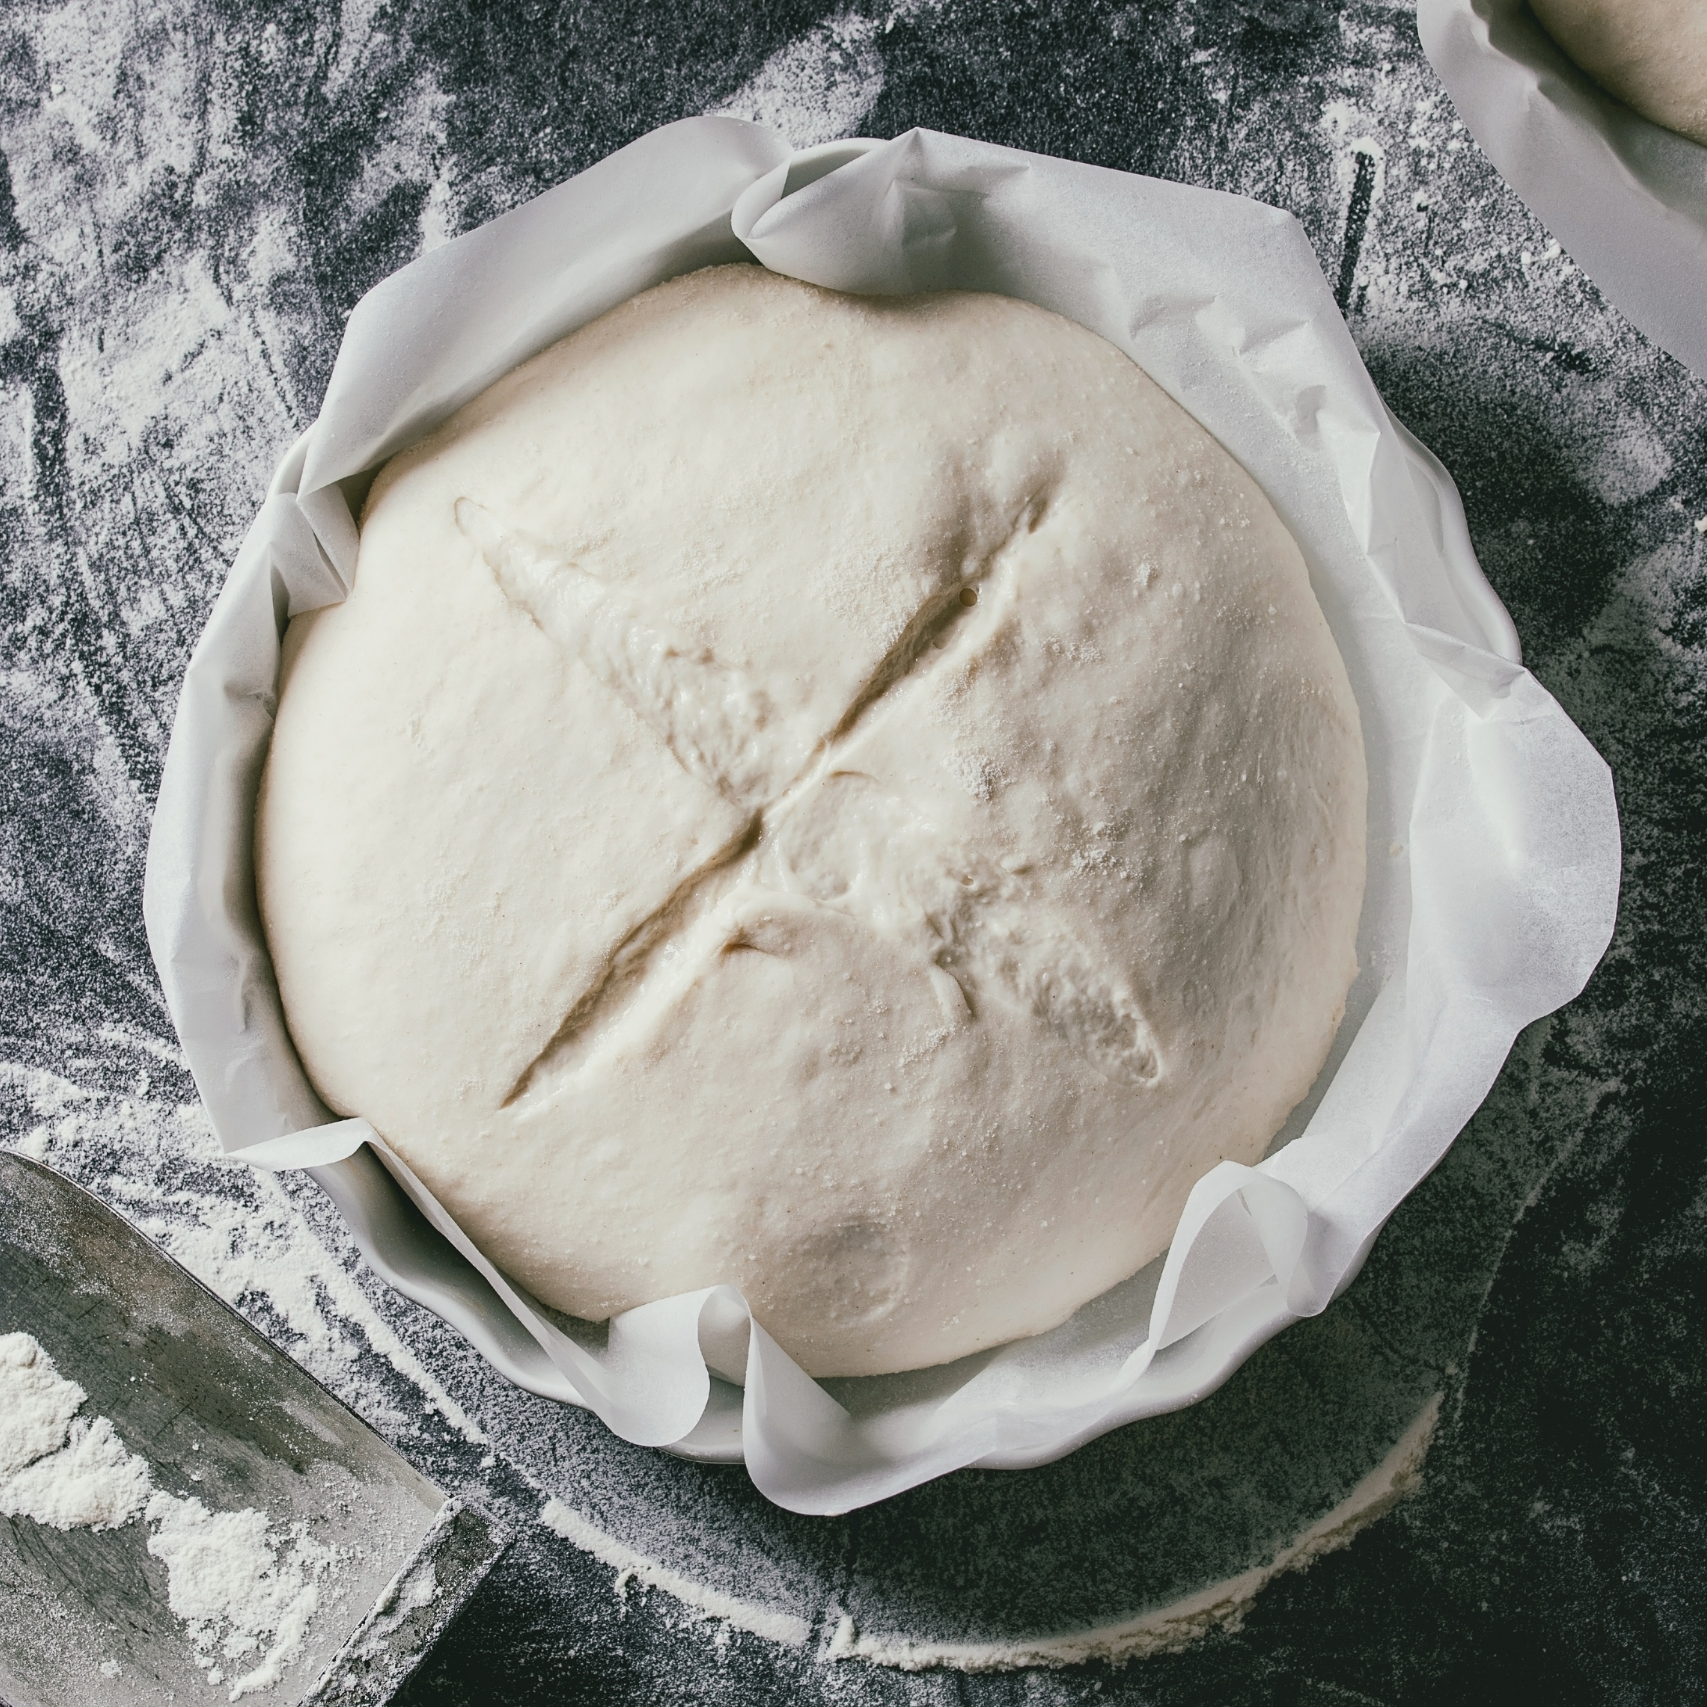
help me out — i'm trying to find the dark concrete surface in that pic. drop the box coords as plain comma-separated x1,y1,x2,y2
0,2,1703,1702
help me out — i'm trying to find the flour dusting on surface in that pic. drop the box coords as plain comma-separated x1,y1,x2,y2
539,1498,813,1649
3,1063,484,1446
713,10,884,146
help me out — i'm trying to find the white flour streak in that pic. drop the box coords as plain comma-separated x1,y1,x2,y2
712,11,884,148
828,1394,1442,1671
538,1498,813,1649
1599,541,1707,704
59,253,244,457
5,0,314,646
342,75,453,240
94,1020,188,1077
419,165,460,254
1562,401,1673,505
137,1188,484,1444
323,0,393,99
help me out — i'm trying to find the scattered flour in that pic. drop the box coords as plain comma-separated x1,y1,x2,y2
309,1547,441,1702
0,1415,152,1531
146,1493,336,1699
533,1396,1440,1674
389,1558,439,1619
712,10,885,147
0,1330,88,1476
538,1498,812,1649
2,1059,485,1446
0,1331,337,1700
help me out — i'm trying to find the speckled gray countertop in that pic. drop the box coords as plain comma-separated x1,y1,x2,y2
1,2,1703,1702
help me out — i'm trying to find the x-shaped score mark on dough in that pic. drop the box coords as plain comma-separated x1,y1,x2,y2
455,500,1162,1108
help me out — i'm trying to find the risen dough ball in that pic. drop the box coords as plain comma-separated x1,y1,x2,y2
256,265,1366,1378
1531,0,1707,146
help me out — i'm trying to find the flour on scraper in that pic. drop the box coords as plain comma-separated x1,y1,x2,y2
256,264,1367,1379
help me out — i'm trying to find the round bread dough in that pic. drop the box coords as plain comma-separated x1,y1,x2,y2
1530,0,1707,146
256,264,1366,1379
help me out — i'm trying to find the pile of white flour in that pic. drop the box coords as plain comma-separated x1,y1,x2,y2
0,1330,337,1699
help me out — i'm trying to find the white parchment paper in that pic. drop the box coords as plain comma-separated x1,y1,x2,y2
143,118,1621,1516
1419,0,1707,380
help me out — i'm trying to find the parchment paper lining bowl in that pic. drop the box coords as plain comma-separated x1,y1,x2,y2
143,120,1619,1516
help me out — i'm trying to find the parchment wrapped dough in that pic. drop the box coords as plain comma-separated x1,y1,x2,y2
256,264,1367,1378
1530,0,1707,147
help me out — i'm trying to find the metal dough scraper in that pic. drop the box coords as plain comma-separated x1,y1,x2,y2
0,1152,508,1707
